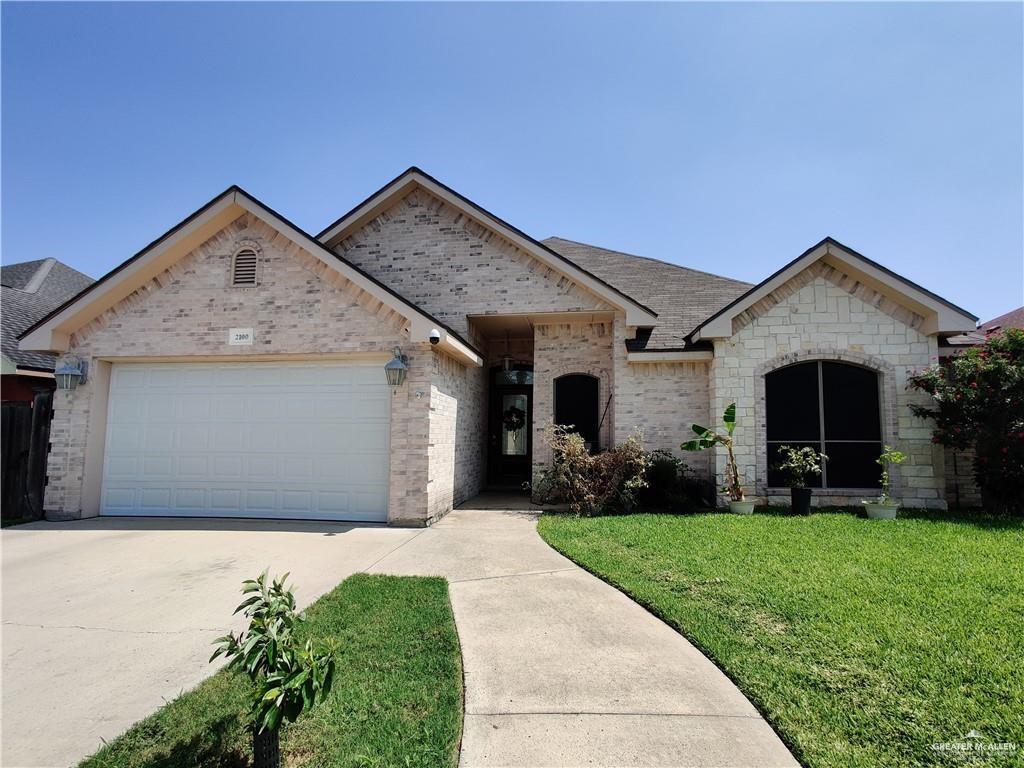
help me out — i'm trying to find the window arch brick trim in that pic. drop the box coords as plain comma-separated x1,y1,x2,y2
753,348,901,496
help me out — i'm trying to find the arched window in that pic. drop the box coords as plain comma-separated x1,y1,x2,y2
765,361,882,488
231,248,259,286
554,374,600,450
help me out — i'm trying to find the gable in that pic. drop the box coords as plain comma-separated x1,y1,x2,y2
19,186,482,366
730,260,927,337
318,168,658,327
335,187,615,338
70,215,410,356
689,237,977,341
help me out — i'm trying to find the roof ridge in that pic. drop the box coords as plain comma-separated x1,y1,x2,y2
543,236,751,287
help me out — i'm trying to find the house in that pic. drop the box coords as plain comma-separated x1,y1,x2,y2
18,168,978,524
980,306,1024,334
2,258,94,401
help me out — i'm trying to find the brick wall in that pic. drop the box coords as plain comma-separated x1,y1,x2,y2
428,349,486,519
532,320,615,478
709,263,945,508
335,188,613,337
45,214,437,523
612,319,712,478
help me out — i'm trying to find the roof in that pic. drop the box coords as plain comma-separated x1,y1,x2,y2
541,237,751,350
686,236,978,341
316,167,659,327
18,186,483,367
2,259,94,371
981,306,1024,332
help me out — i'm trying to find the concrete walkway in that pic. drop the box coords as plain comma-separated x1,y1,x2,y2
372,497,798,768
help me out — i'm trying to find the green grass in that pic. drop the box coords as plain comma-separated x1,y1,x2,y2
79,574,463,768
538,509,1024,768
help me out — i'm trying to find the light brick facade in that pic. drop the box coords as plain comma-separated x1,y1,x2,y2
35,177,971,525
709,263,946,508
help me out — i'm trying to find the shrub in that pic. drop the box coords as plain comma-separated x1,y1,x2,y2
533,425,650,516
774,445,827,488
210,572,335,768
640,450,710,511
907,328,1024,516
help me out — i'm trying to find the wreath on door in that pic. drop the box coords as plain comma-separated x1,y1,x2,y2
502,405,526,432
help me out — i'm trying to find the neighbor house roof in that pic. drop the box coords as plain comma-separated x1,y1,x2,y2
2,258,94,372
981,306,1024,333
18,186,483,366
542,237,751,350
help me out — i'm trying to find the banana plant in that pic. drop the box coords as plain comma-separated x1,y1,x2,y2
682,403,746,501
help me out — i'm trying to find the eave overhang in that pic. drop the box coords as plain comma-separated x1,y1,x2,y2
19,187,483,368
686,237,978,342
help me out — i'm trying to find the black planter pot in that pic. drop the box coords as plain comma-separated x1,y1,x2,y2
791,487,812,515
253,726,280,768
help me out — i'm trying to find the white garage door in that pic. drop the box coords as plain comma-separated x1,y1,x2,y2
101,361,390,522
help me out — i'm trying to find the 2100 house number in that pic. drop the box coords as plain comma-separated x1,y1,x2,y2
228,328,254,346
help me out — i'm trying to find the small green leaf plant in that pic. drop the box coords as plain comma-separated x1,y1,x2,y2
775,445,828,488
869,445,906,505
210,572,335,768
682,403,746,502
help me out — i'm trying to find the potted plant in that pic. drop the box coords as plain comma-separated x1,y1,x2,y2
211,572,335,768
862,445,906,519
775,445,827,515
682,403,753,514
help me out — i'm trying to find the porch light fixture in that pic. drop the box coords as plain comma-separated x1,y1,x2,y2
384,347,408,388
54,358,87,390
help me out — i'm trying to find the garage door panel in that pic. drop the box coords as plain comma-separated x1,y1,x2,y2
102,362,390,522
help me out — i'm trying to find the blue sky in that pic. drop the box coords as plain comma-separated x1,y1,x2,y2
2,2,1021,321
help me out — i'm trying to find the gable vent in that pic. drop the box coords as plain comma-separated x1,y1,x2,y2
231,249,258,286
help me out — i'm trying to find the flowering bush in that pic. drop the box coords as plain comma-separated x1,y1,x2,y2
907,328,1024,515
533,425,650,516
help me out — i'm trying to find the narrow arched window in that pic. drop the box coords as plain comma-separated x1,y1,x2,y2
231,248,258,286
554,374,600,450
765,361,882,488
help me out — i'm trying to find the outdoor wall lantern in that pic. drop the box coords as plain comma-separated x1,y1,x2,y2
384,347,408,388
54,357,88,390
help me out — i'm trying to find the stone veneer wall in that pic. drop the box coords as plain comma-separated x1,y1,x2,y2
44,214,438,524
335,189,614,338
532,320,615,478
427,349,486,520
709,264,945,508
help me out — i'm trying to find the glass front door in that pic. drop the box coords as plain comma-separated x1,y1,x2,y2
489,368,532,487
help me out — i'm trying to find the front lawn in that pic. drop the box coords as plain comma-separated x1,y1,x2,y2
80,574,463,768
538,510,1024,768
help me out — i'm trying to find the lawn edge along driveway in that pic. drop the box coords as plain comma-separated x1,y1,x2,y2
78,574,463,768
537,510,1024,768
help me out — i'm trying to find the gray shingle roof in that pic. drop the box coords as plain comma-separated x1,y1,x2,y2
2,259,94,371
542,237,752,350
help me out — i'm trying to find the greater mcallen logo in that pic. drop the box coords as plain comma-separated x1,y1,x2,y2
930,729,1018,758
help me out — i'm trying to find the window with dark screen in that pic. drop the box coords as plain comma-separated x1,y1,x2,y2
554,374,600,450
765,361,882,488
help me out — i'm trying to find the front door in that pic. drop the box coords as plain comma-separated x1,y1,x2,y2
488,367,532,488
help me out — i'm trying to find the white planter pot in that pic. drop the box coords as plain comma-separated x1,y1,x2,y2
729,500,755,515
864,502,899,520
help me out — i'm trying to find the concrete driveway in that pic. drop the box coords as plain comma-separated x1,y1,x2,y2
1,518,418,768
